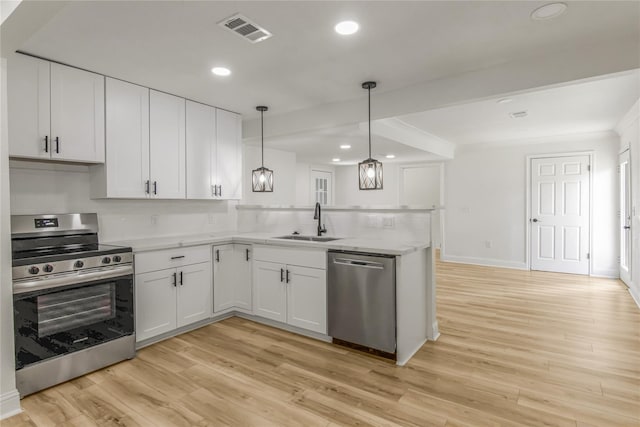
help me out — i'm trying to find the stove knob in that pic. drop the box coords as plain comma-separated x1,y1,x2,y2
28,266,40,275
43,264,54,273
102,257,111,264
74,260,84,269
112,255,122,263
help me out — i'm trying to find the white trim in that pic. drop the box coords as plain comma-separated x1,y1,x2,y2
431,321,440,341
235,312,332,342
629,286,640,310
396,338,426,367
0,389,21,420
440,254,528,270
614,98,640,137
590,270,619,279
526,151,594,274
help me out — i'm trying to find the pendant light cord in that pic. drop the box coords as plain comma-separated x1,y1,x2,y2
261,109,264,168
368,85,372,159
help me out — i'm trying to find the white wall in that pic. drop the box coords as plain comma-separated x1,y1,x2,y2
242,146,297,205
617,99,640,305
0,57,21,419
9,161,238,243
442,131,619,276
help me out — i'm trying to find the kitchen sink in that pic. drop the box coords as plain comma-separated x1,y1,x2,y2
274,235,342,242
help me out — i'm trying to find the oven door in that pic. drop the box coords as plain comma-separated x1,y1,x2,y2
13,272,134,370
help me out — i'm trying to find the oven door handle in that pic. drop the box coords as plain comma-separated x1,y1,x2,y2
13,265,134,295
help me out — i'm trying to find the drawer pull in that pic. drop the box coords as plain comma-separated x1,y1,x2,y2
170,256,185,260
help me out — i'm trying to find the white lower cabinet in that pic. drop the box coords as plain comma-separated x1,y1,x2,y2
253,246,327,334
135,246,212,342
213,244,252,313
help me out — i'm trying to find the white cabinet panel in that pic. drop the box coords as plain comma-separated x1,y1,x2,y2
150,90,186,199
177,262,213,327
50,63,105,163
287,265,327,334
104,78,149,198
213,245,235,312
216,109,242,200
135,269,177,341
8,54,50,159
253,260,287,322
135,245,211,274
234,244,253,312
186,101,216,199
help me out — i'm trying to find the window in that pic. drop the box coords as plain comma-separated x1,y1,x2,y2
310,170,333,205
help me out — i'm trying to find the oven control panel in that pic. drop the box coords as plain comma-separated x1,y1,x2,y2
13,252,134,281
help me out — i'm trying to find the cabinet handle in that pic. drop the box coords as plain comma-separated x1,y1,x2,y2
246,248,250,261
280,268,284,282
145,180,150,194
219,185,222,197
153,181,157,195
172,272,177,287
179,271,183,286
44,136,48,153
286,269,290,284
170,255,184,260
55,137,60,154
216,249,220,262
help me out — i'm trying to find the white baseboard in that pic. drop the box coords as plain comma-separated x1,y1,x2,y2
430,321,440,341
629,286,640,310
0,389,21,420
440,254,528,270
396,338,426,367
590,269,619,279
235,312,332,343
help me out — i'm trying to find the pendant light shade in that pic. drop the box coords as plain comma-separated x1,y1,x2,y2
252,106,274,192
358,81,383,190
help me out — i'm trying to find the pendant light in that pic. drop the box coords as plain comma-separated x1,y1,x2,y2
358,81,383,190
252,106,274,192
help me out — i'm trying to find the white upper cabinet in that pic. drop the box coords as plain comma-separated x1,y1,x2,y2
215,109,243,200
97,78,150,198
8,55,105,163
186,101,216,199
50,63,105,163
150,90,186,199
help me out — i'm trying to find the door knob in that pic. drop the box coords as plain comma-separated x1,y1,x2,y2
623,225,631,229
531,218,539,223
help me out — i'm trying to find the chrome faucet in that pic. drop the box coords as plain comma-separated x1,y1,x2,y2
313,202,327,237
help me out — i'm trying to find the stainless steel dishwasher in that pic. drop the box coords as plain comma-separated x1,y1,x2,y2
328,251,396,354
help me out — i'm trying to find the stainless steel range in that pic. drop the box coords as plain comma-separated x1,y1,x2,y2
11,213,135,397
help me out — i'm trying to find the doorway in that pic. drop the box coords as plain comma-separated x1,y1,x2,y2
529,154,591,275
310,169,333,206
619,150,632,286
399,163,443,248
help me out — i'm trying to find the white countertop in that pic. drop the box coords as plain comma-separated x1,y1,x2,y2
105,231,430,256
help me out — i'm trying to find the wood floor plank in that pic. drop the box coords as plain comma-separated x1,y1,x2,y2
6,255,639,426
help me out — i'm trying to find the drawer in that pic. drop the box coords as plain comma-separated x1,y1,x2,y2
135,245,211,274
253,245,326,270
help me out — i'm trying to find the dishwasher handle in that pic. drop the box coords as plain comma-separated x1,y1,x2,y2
332,258,385,269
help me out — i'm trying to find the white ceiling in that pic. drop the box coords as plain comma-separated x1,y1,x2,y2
398,71,640,145
14,1,640,119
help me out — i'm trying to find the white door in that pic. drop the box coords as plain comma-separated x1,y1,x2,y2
186,101,216,199
530,155,590,274
177,262,213,327
310,170,332,205
105,78,150,198
216,109,242,200
286,265,327,334
50,63,105,163
234,244,253,312
135,269,177,341
619,150,632,286
253,260,287,322
149,90,186,199
213,245,235,313
7,54,51,159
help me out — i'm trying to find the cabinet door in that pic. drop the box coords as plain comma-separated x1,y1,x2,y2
253,260,286,322
215,109,242,200
135,269,177,342
186,101,216,199
8,54,51,159
105,78,150,198
213,245,235,313
50,63,105,163
149,90,186,199
234,244,253,312
287,265,327,334
177,262,213,327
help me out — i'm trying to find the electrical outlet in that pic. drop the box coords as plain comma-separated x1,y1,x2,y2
150,215,159,225
485,240,492,249
383,217,395,228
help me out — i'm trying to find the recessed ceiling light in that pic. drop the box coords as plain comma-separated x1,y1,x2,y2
531,3,567,20
385,154,396,159
332,158,341,162
340,144,351,150
335,21,359,35
211,67,231,76
510,111,528,119
497,98,513,104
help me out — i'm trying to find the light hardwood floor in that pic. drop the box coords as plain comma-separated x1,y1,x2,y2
4,259,640,426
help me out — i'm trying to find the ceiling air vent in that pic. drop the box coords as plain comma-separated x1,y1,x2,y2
218,13,273,44
509,111,528,119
